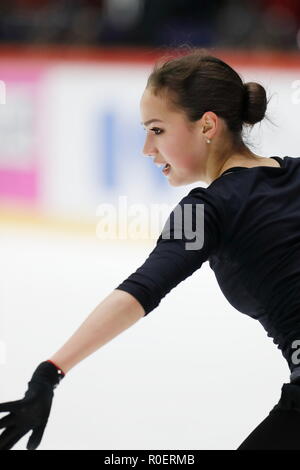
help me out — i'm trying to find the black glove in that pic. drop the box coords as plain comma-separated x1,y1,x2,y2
0,360,65,450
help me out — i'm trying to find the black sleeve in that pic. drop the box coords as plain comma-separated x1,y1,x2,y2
114,188,223,316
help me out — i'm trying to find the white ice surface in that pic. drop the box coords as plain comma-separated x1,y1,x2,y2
0,224,289,450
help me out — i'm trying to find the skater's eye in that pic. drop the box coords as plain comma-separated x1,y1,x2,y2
150,127,164,135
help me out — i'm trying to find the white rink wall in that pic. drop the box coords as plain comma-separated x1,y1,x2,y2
0,55,300,234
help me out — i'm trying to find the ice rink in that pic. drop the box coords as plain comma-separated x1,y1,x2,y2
0,221,289,450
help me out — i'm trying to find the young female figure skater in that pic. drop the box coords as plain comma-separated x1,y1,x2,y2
1,49,300,450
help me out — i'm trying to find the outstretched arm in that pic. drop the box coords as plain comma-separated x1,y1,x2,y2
48,289,145,374
0,188,220,450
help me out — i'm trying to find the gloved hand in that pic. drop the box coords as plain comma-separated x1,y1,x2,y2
0,360,65,450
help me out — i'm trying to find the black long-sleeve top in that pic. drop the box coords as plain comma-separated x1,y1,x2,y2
115,156,300,379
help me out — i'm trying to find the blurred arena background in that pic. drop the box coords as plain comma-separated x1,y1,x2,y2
0,0,300,232
0,0,300,450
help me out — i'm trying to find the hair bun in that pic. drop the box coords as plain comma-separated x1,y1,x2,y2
242,82,267,125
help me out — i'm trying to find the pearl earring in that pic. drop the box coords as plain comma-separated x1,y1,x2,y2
206,138,211,144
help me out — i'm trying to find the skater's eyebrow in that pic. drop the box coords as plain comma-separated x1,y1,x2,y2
141,119,164,127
